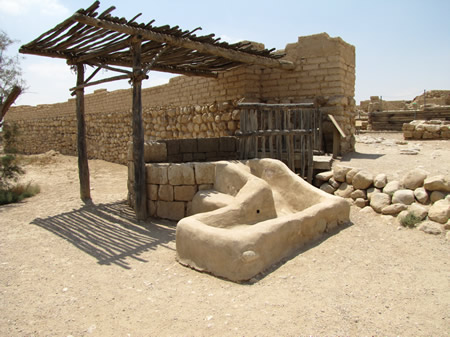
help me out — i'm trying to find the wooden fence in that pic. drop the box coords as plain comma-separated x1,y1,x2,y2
236,103,322,182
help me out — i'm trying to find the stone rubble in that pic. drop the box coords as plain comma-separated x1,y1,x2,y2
315,165,450,236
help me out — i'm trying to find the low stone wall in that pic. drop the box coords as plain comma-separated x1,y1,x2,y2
315,165,450,234
402,120,450,140
127,137,239,219
144,162,216,221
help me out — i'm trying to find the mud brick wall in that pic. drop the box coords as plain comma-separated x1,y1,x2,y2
6,32,356,162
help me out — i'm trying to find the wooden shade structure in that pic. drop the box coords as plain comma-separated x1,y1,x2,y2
19,1,294,220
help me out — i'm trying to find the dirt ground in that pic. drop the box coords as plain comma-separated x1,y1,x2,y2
1,132,449,337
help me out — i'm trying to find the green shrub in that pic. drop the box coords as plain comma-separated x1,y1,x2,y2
0,153,40,205
0,182,40,205
400,213,421,228
0,154,23,188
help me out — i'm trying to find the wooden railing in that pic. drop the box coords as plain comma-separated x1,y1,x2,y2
236,103,322,182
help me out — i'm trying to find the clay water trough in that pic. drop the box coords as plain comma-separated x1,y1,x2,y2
176,158,350,282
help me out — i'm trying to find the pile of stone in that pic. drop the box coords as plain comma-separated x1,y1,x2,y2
403,120,450,140
315,166,450,235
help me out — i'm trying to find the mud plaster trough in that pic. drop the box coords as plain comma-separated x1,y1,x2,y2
176,159,350,282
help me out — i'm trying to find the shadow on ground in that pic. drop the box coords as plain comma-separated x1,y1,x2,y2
340,151,384,161
31,200,176,269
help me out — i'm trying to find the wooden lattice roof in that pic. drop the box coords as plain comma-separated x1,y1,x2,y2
19,1,294,78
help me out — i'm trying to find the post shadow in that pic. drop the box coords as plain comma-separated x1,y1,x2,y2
31,200,176,269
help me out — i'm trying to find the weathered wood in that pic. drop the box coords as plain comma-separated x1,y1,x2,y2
72,13,295,70
1,86,22,122
237,103,322,180
75,64,91,202
70,74,131,93
328,114,346,138
332,129,341,158
131,37,147,220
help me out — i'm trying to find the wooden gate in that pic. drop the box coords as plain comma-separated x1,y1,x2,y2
236,103,322,182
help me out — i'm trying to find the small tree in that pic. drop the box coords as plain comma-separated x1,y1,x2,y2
0,31,25,126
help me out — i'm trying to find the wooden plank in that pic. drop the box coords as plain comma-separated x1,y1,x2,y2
328,114,346,138
73,13,295,70
131,37,147,220
75,64,91,202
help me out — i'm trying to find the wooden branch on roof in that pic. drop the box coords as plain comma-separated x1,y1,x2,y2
69,74,132,95
72,13,295,70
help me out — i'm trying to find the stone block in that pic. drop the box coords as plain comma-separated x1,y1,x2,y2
197,138,219,152
148,200,157,217
193,152,206,161
146,184,158,201
183,153,194,162
194,162,216,184
180,139,197,153
146,163,169,185
144,141,167,163
157,201,185,221
165,139,180,155
168,163,195,185
219,137,237,152
158,184,174,201
174,185,198,201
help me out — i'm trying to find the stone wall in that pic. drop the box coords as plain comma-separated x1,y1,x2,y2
403,120,450,140
126,138,239,215
6,32,356,162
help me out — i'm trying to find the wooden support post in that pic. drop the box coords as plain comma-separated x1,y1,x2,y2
75,63,91,202
131,37,147,220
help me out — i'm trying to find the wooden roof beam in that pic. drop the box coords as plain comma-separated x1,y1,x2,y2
73,13,295,71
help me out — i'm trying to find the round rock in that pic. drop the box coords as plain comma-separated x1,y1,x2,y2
392,189,415,205
320,182,335,194
351,189,366,200
352,170,374,190
430,191,446,203
408,203,428,220
367,187,381,201
402,168,428,190
334,183,355,198
346,168,361,184
424,175,450,192
428,199,450,224
418,221,442,235
374,173,387,189
381,203,408,215
383,180,402,196
414,187,429,204
370,193,391,213
354,198,367,208
333,165,352,182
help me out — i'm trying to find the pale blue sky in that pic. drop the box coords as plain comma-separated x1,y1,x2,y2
1,0,449,106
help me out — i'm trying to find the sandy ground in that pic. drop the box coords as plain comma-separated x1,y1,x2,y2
1,133,449,336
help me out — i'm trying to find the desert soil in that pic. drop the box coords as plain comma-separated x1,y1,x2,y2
1,132,449,336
